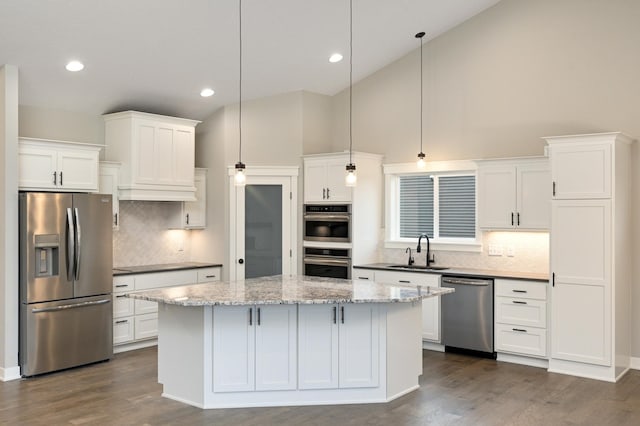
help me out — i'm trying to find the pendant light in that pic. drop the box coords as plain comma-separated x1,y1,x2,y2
345,0,357,187
415,31,426,169
234,0,246,186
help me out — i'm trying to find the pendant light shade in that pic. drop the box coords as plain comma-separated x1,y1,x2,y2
345,0,357,187
234,0,246,186
415,31,426,169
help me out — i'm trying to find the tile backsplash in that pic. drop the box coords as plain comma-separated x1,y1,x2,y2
113,201,191,267
382,231,549,273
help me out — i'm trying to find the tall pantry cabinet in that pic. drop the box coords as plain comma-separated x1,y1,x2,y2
545,132,633,382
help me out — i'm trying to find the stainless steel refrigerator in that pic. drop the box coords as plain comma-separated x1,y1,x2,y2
19,192,113,376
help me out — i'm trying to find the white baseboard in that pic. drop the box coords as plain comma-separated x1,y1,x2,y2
497,352,548,369
422,341,445,352
113,339,157,354
631,357,640,370
0,366,21,382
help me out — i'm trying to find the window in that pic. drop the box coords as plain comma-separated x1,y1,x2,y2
384,161,478,250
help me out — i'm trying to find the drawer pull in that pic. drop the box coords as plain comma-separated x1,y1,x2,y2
205,275,216,278
512,328,527,333
512,289,527,293
358,276,370,280
512,300,527,305
115,284,129,288
115,320,129,324
116,294,128,298
399,280,411,283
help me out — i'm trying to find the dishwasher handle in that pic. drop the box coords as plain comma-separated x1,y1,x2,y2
441,277,492,286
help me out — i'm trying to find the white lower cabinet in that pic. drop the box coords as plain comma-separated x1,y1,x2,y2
298,303,379,390
113,267,221,351
212,304,297,392
495,279,548,358
373,270,441,342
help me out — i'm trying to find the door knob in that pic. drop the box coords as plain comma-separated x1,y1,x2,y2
238,259,244,264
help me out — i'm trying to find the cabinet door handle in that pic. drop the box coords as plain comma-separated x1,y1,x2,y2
399,280,411,283
59,171,63,186
115,319,128,324
53,171,57,185
322,188,326,199
333,306,337,324
512,289,527,293
326,188,330,199
186,213,190,225
114,213,118,226
511,212,514,226
257,307,261,326
340,306,345,324
552,181,556,196
552,272,555,287
512,328,527,333
517,212,520,226
249,307,253,326
512,300,527,305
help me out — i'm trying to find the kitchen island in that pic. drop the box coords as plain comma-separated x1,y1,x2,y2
127,275,453,409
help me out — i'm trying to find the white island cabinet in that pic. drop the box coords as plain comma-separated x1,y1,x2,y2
128,275,453,409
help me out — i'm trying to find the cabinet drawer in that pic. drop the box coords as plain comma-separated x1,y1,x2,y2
134,313,158,340
496,297,546,328
198,267,221,283
113,317,134,345
135,299,158,315
495,323,547,358
135,269,198,290
374,270,440,287
495,279,547,300
353,268,375,281
113,294,135,318
113,275,134,293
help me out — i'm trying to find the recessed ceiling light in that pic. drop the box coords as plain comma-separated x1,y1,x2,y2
65,60,84,72
329,53,343,63
200,88,215,97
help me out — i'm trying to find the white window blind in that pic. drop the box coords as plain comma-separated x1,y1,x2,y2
399,175,433,238
439,175,476,238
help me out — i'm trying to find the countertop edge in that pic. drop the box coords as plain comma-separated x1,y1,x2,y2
353,264,549,282
113,262,223,276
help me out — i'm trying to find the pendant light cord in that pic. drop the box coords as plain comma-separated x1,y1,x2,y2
419,34,423,154
349,0,353,165
238,0,243,164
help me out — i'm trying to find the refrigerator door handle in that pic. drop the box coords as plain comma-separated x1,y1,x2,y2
31,298,111,313
74,207,82,280
66,208,75,282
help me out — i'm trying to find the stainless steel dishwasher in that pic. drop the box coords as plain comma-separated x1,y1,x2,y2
441,276,495,357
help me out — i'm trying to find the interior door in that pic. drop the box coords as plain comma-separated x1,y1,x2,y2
231,174,295,281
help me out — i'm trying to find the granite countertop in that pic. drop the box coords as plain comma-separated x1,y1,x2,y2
113,262,222,276
354,263,549,282
125,274,454,306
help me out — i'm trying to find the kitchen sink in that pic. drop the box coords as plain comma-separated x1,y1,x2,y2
389,265,449,271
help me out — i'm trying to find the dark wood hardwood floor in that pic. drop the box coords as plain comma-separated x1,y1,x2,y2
2,347,639,425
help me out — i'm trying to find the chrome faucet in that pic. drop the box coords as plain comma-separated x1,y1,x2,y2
405,247,414,265
416,233,432,267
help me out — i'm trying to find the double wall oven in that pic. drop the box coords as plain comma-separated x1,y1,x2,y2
303,204,352,279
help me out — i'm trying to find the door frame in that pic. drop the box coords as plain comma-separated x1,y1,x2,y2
228,166,299,281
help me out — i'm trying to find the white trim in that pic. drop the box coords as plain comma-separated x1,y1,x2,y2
383,160,477,175
630,357,640,370
497,353,549,369
384,239,482,252
0,366,21,381
113,339,158,354
422,341,445,352
227,165,299,177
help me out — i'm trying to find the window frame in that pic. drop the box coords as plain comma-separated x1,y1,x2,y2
384,160,481,252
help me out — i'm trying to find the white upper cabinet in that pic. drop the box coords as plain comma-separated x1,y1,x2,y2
98,162,121,229
548,141,611,199
18,137,101,192
477,158,550,230
103,111,200,201
182,168,207,229
304,155,352,203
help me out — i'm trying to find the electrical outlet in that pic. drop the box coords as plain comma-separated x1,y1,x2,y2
507,246,515,257
488,244,503,256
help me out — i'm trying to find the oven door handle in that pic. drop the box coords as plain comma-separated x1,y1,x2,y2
303,214,350,221
304,257,351,267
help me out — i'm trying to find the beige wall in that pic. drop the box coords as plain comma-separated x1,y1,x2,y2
19,105,105,148
330,0,640,356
